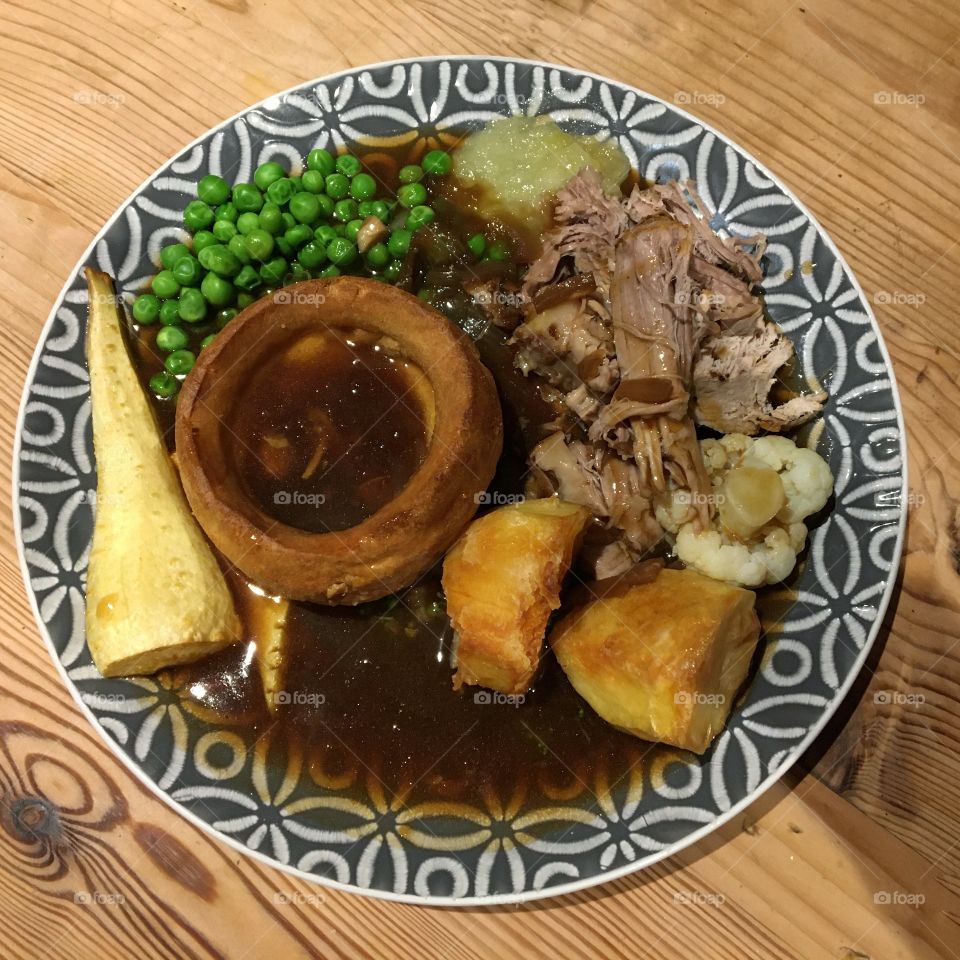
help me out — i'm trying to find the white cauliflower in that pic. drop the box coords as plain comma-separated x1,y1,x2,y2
655,433,833,588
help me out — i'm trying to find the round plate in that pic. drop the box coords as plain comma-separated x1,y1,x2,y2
13,56,907,905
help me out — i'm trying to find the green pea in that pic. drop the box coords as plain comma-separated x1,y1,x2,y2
266,178,295,207
236,293,255,309
398,164,423,184
287,262,310,283
260,256,289,285
387,228,412,258
284,224,314,249
306,148,335,176
383,259,403,282
198,243,242,277
212,219,238,242
301,170,325,194
234,265,261,291
368,200,389,222
335,154,361,178
281,211,297,231
198,174,230,206
232,182,263,213
344,219,363,243
275,236,293,259
216,307,238,329
326,237,357,266
244,229,275,262
365,242,390,269
236,212,260,236
232,183,263,215
316,194,335,219
397,183,427,209
201,271,234,307
422,149,452,175
152,270,180,300
406,205,435,230
314,224,337,245
324,173,349,200
350,173,377,201
333,198,358,223
192,230,218,253
156,325,189,352
289,175,302,192
172,254,202,287
215,202,238,223
254,161,286,191
149,371,179,398
228,233,252,264
297,240,327,270
132,294,160,324
318,264,341,278
184,199,215,232
165,349,196,376
488,238,510,261
466,233,486,257
289,192,321,224
201,334,217,350
178,288,207,323
160,243,191,270
159,299,181,326
258,203,283,235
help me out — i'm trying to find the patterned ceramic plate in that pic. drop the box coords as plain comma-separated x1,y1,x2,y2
14,57,907,905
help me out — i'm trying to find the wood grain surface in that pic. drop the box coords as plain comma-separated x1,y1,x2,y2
2,0,960,957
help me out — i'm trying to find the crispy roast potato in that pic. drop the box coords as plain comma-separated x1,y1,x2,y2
84,269,240,676
442,497,591,694
550,568,760,754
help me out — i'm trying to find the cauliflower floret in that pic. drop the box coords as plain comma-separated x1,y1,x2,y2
656,433,833,588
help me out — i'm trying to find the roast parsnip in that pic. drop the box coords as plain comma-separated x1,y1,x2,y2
84,268,240,676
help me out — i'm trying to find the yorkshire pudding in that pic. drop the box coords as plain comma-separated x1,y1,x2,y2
175,277,503,604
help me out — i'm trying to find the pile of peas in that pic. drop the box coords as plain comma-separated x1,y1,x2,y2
131,147,457,399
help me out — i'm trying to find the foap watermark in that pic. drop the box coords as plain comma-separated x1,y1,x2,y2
273,890,326,906
273,288,327,306
675,691,726,706
474,690,525,707
676,290,728,308
873,91,926,107
73,90,125,107
873,290,926,307
874,890,925,906
874,489,924,510
274,491,326,507
470,288,528,309
674,90,726,107
475,491,526,506
74,891,125,906
873,690,925,706
275,690,326,707
675,489,725,507
673,890,726,906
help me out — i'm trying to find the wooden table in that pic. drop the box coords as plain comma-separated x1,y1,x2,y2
2,1,958,956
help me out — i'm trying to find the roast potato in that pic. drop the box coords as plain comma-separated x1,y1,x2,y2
549,567,760,754
84,269,240,676
442,497,591,694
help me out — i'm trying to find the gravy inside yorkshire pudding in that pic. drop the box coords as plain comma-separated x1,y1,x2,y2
176,277,503,604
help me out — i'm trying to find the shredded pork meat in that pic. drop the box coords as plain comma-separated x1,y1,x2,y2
514,168,825,575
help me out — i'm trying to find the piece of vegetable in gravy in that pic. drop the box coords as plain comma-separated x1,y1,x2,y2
442,497,591,695
84,268,240,676
550,567,760,754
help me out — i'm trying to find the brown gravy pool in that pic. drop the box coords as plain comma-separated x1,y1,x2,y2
228,329,428,533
